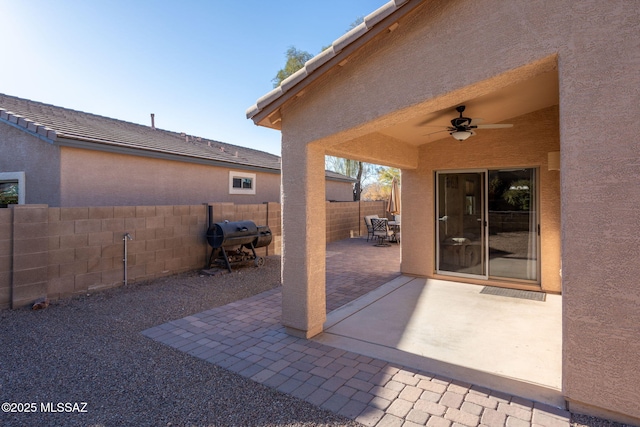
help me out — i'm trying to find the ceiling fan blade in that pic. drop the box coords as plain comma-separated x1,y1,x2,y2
415,106,460,127
469,118,484,125
474,123,513,129
422,129,448,136
417,118,437,127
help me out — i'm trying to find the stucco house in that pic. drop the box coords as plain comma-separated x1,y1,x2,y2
0,93,355,207
248,0,639,424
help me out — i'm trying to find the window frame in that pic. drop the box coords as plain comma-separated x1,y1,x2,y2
0,171,25,204
228,171,256,195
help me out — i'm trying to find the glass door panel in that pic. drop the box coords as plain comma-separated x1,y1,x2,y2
488,169,538,281
437,172,486,277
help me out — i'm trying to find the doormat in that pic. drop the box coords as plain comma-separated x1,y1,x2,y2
480,286,546,301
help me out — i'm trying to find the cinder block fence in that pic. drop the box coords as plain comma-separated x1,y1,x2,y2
0,201,385,309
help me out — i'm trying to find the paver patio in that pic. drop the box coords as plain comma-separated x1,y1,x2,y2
142,237,570,427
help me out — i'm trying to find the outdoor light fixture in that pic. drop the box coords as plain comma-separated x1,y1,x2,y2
450,130,473,141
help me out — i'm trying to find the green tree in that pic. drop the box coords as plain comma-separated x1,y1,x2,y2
502,179,531,210
377,167,400,187
273,17,363,87
359,167,399,201
272,46,313,88
275,17,372,201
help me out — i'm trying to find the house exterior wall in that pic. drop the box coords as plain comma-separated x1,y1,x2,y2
59,147,282,207
325,180,353,202
559,3,640,421
402,107,561,293
0,122,61,205
275,0,640,422
1,121,354,207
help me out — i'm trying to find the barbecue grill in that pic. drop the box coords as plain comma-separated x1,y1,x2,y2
206,220,272,272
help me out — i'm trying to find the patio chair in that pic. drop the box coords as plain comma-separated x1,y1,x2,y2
370,218,394,246
364,215,379,242
388,215,401,243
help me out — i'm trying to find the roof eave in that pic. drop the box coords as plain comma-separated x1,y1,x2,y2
247,0,423,129
326,176,358,183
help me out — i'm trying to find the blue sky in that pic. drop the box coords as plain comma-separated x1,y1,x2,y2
0,0,386,155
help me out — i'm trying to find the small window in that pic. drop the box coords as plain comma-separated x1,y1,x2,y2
0,172,25,205
0,182,18,204
232,177,253,190
229,171,256,195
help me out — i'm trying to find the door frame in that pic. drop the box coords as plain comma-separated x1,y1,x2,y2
435,168,541,284
435,169,489,280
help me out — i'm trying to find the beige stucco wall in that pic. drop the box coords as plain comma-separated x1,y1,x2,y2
402,107,561,293
59,147,281,207
275,0,640,421
325,179,354,202
1,122,353,207
0,122,61,205
558,2,640,421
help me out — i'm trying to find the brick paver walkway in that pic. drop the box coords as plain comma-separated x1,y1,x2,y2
143,237,570,427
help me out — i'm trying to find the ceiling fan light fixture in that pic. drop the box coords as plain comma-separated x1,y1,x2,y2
450,130,473,141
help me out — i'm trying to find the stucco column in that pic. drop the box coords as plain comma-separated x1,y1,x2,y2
281,137,326,338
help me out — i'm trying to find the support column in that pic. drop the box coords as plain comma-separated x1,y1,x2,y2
281,138,326,338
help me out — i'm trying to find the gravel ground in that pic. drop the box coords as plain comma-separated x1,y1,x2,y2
0,256,359,427
0,255,633,427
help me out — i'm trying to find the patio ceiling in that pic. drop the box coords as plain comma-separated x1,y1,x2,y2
374,69,559,147
322,66,559,171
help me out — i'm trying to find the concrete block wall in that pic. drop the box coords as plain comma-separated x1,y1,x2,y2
11,205,49,308
0,208,11,307
46,204,207,303
326,201,386,242
0,204,208,309
1,200,377,308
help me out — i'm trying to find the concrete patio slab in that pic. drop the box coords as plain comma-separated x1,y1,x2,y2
316,276,563,407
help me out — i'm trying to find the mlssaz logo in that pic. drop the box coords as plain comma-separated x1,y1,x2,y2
40,402,88,413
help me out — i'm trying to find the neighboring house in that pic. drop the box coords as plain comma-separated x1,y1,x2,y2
324,170,359,202
0,93,355,207
248,0,639,424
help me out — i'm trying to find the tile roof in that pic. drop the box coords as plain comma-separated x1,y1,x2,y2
0,93,282,171
324,170,357,182
246,0,418,125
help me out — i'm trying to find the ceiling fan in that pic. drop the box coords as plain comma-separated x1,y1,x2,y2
423,105,513,141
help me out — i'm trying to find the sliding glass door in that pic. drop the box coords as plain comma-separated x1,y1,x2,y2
487,169,538,281
437,169,538,283
437,172,486,278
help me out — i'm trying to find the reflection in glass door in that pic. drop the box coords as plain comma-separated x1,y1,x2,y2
437,172,486,278
488,169,538,281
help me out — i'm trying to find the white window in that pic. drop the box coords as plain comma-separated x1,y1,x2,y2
0,172,25,205
229,171,256,195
